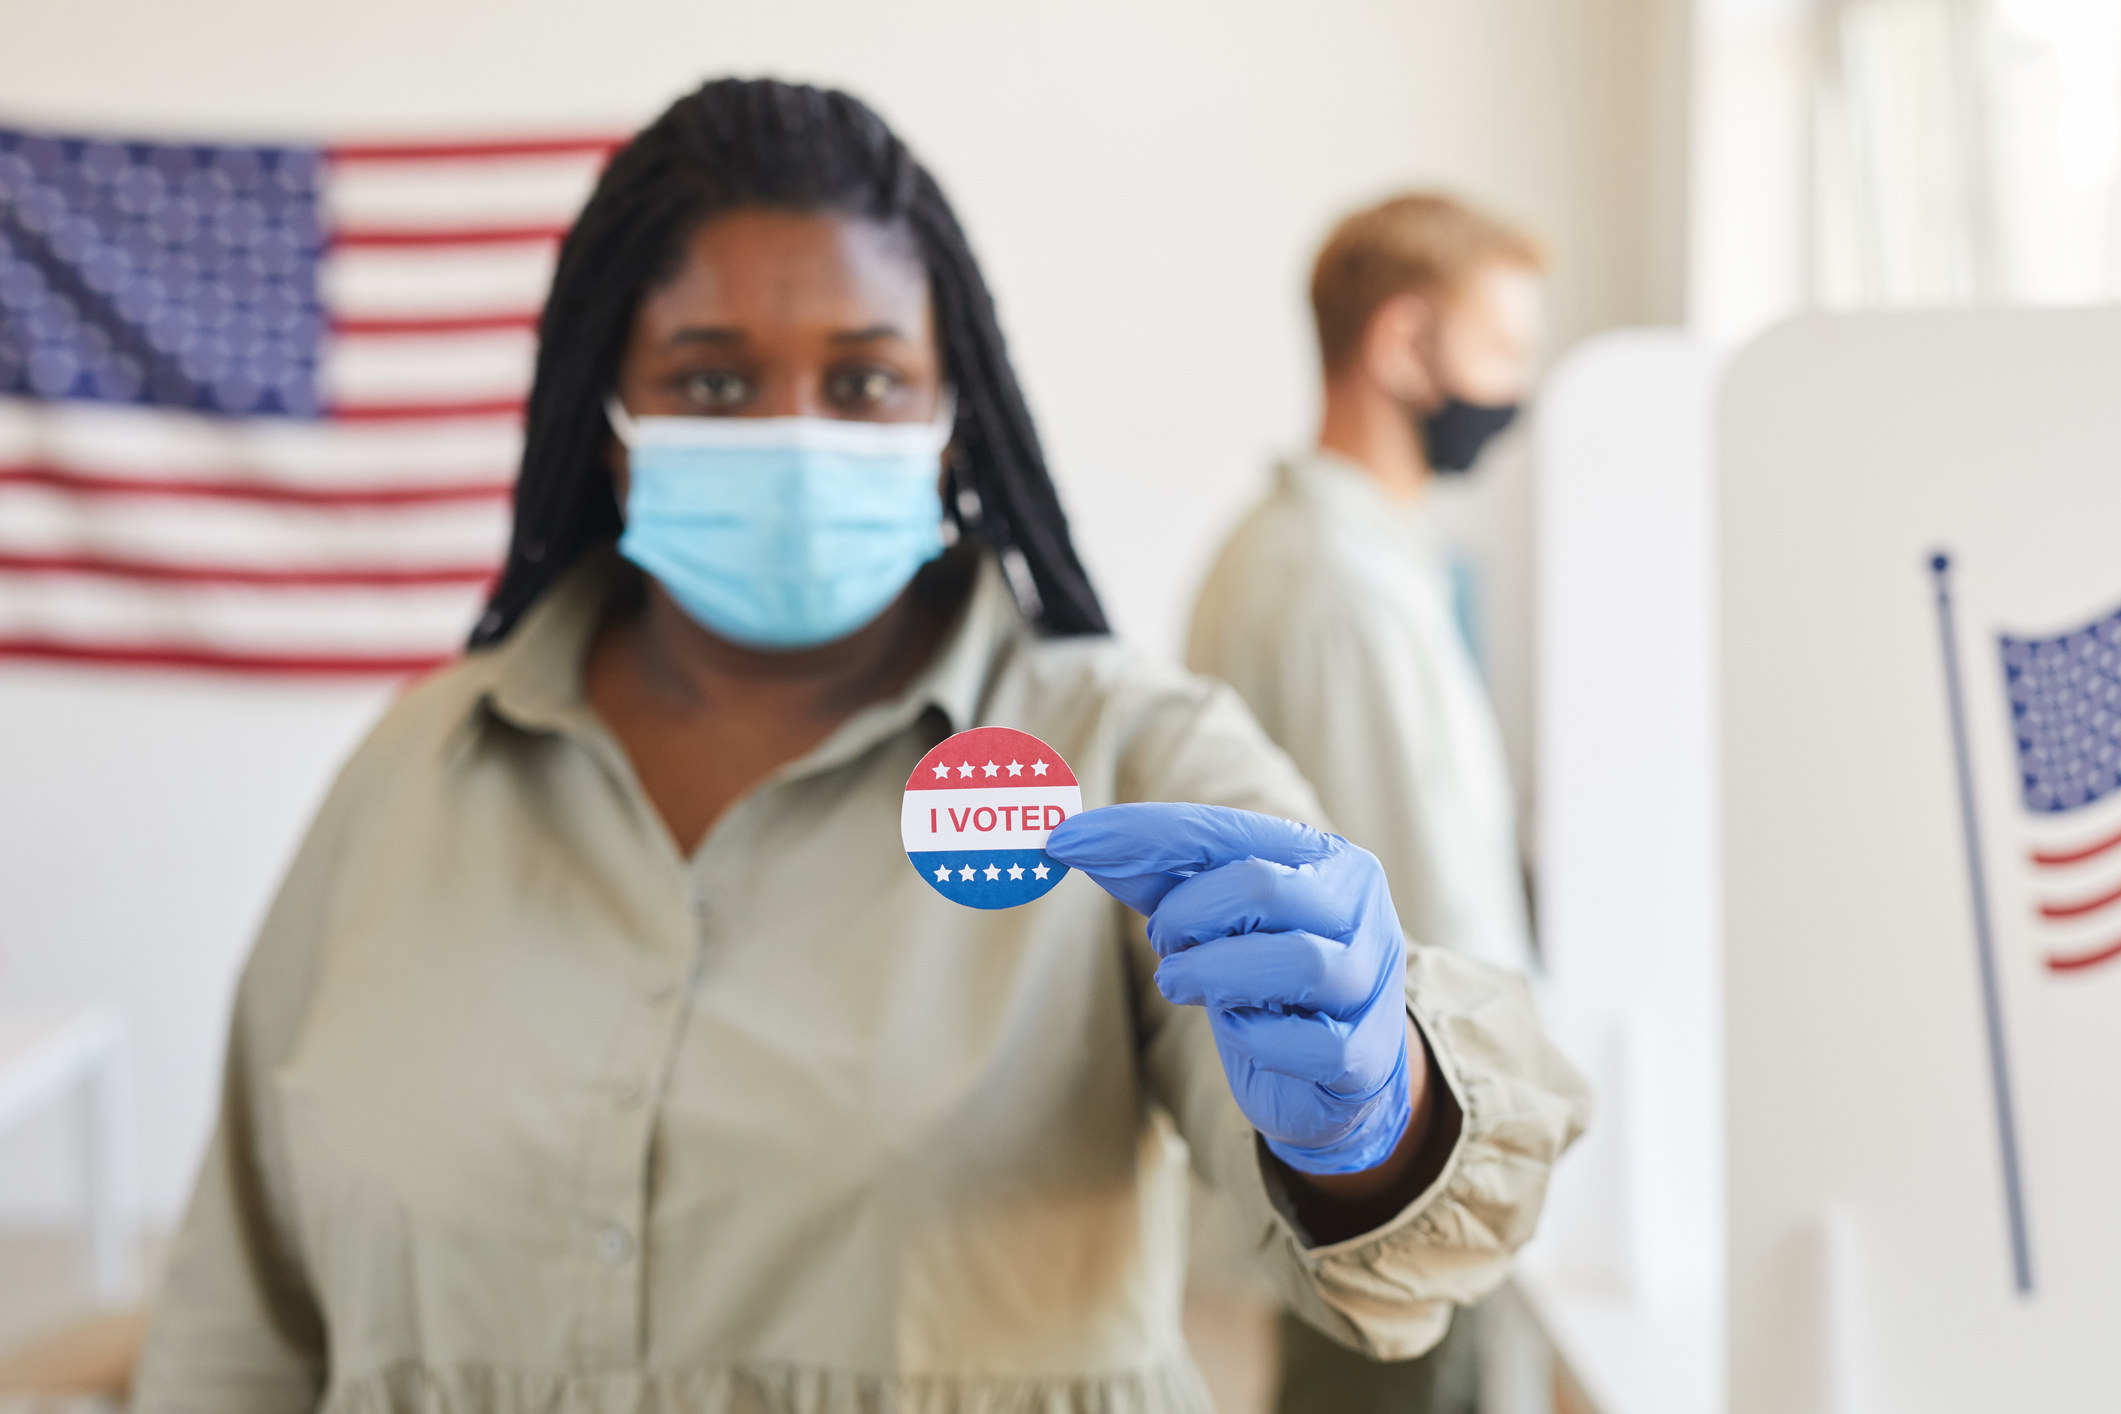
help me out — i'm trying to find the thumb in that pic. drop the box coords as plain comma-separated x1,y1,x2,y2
1046,802,1337,917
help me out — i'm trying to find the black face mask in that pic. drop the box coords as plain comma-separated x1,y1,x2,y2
1419,397,1520,475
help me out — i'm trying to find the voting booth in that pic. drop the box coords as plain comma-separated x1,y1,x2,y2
1529,312,2121,1413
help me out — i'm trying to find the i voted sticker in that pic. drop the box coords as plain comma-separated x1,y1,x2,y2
903,726,1080,909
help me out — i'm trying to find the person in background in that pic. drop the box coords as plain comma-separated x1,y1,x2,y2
132,89,1585,1413
1188,194,1549,1414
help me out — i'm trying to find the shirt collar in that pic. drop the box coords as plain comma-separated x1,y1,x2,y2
903,553,1018,735
1279,448,1439,543
755,551,1021,785
475,547,618,740
470,546,1023,764
1280,447,1398,510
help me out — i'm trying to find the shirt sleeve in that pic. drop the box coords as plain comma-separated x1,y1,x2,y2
1117,674,1590,1359
131,754,367,1413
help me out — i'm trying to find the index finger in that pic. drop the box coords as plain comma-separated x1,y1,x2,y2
1045,802,1338,913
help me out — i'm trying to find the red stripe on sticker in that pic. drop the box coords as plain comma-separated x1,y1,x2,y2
905,724,1079,789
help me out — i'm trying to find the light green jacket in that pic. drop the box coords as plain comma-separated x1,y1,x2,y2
136,550,1587,1414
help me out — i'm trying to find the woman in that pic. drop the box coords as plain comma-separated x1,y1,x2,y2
135,79,1585,1413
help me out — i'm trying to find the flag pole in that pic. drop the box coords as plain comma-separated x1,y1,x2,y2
1929,551,2034,1295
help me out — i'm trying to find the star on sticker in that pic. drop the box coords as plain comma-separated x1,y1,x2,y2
984,863,1002,880
958,865,976,881
1006,760,1023,776
1032,861,1051,879
1007,862,1025,880
982,761,1000,777
957,762,974,778
1031,759,1049,776
931,763,951,780
933,863,953,882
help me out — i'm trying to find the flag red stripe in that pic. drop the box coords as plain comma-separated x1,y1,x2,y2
331,311,540,336
325,136,622,162
2036,878,2121,920
0,465,511,508
329,397,525,422
329,225,568,249
2045,936,2121,973
0,552,496,588
0,636,452,676
2029,825,2121,867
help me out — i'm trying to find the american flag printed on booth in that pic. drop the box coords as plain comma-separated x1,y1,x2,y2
2000,597,2121,973
0,121,618,673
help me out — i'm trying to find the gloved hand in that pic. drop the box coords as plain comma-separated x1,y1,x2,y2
1045,803,1415,1175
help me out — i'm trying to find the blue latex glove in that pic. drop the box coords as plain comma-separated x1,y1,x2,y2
1046,802,1414,1175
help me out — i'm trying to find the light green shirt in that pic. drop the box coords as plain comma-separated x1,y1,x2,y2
136,549,1586,1414
1190,453,1537,975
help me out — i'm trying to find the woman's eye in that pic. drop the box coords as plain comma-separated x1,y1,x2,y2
679,370,753,410
827,366,902,410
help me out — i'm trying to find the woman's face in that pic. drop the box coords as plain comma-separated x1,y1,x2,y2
608,208,943,497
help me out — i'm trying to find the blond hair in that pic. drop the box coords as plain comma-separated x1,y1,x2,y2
1309,193,1545,371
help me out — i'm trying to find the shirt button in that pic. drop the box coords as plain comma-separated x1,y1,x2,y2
594,1225,635,1265
645,979,675,1004
613,1080,644,1110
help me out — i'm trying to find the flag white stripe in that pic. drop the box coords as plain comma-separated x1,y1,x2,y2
322,328,536,406
2027,906,2121,955
323,245,557,319
0,485,506,569
0,401,521,485
325,153,604,230
0,577,483,654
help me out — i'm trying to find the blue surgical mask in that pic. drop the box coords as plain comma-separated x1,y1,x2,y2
607,397,954,650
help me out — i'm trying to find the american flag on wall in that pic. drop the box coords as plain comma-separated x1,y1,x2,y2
2001,598,2121,974
0,121,617,673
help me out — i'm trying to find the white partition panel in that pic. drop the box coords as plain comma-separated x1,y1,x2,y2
1527,329,1724,1414
1721,310,2121,1414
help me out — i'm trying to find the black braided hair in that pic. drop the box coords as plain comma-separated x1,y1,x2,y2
468,77,1108,647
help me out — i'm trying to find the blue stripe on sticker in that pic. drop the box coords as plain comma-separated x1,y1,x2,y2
908,848,1069,910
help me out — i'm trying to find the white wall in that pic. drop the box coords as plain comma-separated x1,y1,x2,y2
1690,0,1817,345
0,675,393,1229
0,0,1686,1227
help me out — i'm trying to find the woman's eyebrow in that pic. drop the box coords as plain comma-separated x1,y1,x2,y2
669,327,745,346
831,324,908,344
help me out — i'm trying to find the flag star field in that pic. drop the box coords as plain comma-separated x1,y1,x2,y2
2001,601,2121,812
902,726,1079,909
